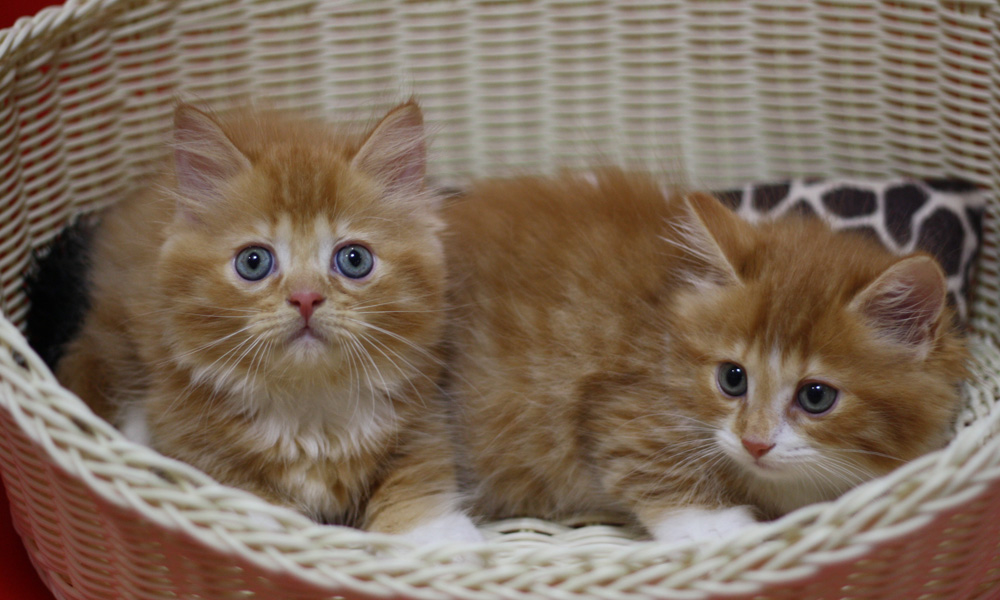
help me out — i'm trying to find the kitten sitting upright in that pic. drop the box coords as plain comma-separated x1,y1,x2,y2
444,169,967,543
57,101,481,543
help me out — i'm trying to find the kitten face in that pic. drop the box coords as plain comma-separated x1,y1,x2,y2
695,337,883,502
156,105,444,402
666,205,965,513
164,208,439,394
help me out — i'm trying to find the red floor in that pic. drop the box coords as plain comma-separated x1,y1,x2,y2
0,480,54,600
2,7,63,600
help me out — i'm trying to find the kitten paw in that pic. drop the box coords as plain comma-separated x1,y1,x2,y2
397,511,484,546
246,511,284,532
119,403,151,446
649,506,757,544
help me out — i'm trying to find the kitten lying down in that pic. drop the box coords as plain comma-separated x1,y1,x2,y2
57,101,482,544
444,169,968,543
55,97,966,546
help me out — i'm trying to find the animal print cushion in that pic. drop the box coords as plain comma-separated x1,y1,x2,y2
714,179,986,322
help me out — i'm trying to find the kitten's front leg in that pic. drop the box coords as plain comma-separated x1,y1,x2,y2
57,326,122,423
119,402,152,446
644,505,758,544
366,485,483,546
364,422,483,546
392,508,483,546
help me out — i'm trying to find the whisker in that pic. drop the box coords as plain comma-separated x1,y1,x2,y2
340,317,446,368
824,447,904,463
152,324,259,367
347,292,439,313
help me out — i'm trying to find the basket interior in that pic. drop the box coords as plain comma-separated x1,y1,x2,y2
2,1,1000,599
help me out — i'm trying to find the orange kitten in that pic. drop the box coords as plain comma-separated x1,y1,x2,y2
58,101,481,543
444,169,967,543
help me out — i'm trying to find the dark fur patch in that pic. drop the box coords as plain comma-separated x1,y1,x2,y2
25,220,94,369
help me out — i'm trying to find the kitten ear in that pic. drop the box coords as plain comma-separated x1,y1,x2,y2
351,100,426,198
173,103,251,218
850,255,947,357
677,192,750,286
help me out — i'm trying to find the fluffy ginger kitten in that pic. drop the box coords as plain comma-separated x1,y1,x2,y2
444,169,967,543
57,101,481,543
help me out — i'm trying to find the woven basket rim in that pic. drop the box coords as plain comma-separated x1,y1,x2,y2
0,0,123,66
2,0,1000,596
3,310,1000,596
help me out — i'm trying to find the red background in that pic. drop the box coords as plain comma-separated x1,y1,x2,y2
1,5,64,600
0,3,59,32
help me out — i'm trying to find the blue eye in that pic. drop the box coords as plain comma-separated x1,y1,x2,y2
334,244,374,279
797,382,838,415
234,246,273,281
717,362,748,397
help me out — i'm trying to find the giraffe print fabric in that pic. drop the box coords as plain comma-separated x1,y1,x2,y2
713,179,986,322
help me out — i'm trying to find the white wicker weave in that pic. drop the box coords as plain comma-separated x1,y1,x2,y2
2,1,1000,598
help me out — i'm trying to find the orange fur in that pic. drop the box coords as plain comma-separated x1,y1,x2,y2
58,101,470,534
443,169,967,538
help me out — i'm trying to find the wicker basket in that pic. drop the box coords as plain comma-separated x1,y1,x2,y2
3,1,1000,598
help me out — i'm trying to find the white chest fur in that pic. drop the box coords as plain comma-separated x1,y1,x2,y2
241,382,398,462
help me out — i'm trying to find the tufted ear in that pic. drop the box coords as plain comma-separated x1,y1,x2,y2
850,255,947,358
676,192,752,286
173,103,251,220
351,100,426,199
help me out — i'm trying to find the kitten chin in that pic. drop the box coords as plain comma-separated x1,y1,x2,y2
57,100,481,544
713,427,864,516
445,168,967,543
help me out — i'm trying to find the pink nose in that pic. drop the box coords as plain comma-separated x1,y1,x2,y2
288,291,324,322
741,438,775,460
